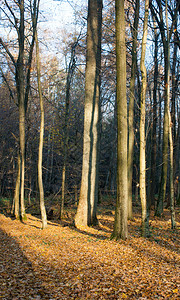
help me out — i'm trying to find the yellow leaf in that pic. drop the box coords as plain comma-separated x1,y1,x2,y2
122,293,128,298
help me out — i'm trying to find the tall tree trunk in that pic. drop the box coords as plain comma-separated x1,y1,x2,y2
176,112,180,204
165,0,176,229
16,0,26,220
157,87,162,192
35,32,47,229
171,28,177,144
75,0,102,227
155,53,169,217
111,0,128,240
1,0,40,219
128,0,139,220
140,0,149,237
171,16,178,184
169,111,176,228
150,0,178,217
148,17,158,209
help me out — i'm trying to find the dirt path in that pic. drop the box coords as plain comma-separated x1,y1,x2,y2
0,213,179,299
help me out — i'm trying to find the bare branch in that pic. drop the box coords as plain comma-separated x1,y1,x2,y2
4,0,19,31
0,37,16,66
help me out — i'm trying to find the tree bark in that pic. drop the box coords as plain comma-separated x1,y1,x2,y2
128,0,139,220
140,0,149,237
16,0,26,220
148,17,158,209
75,0,102,227
111,0,128,240
176,112,180,204
14,152,21,219
150,0,178,217
35,31,47,229
165,0,176,229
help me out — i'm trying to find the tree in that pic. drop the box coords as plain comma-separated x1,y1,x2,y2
0,0,40,220
139,0,149,237
147,16,158,209
75,0,102,227
128,0,140,219
35,31,47,229
165,0,176,229
150,0,179,217
111,0,128,240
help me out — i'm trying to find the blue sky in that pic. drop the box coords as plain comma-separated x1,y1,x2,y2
38,0,86,57
39,0,85,31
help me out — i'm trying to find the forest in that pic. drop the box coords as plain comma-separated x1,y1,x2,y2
0,0,180,298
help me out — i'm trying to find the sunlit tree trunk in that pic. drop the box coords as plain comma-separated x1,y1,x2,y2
111,0,128,240
14,152,21,218
35,31,47,229
128,0,139,220
165,0,176,229
16,0,26,220
75,0,102,227
171,10,178,187
140,0,149,237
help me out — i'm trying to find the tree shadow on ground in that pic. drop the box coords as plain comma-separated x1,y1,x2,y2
25,214,111,241
10,203,180,255
0,212,179,300
0,227,52,299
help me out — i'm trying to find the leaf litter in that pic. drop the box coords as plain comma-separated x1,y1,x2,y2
0,206,179,299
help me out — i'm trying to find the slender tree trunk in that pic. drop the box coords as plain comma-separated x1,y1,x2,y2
140,0,149,237
44,131,51,190
150,0,175,217
157,87,162,194
61,165,66,218
49,119,54,190
171,18,178,184
156,58,169,217
14,152,21,218
176,112,180,204
165,0,176,229
148,17,158,209
19,103,26,220
35,31,47,229
16,0,26,220
155,62,169,216
111,0,128,240
169,112,176,228
171,31,177,144
75,0,102,227
128,0,139,220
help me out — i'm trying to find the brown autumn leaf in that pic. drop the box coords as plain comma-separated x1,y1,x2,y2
0,205,180,299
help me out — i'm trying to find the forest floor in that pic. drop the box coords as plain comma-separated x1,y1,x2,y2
0,198,180,300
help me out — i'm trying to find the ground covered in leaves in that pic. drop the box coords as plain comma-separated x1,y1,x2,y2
0,202,180,299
